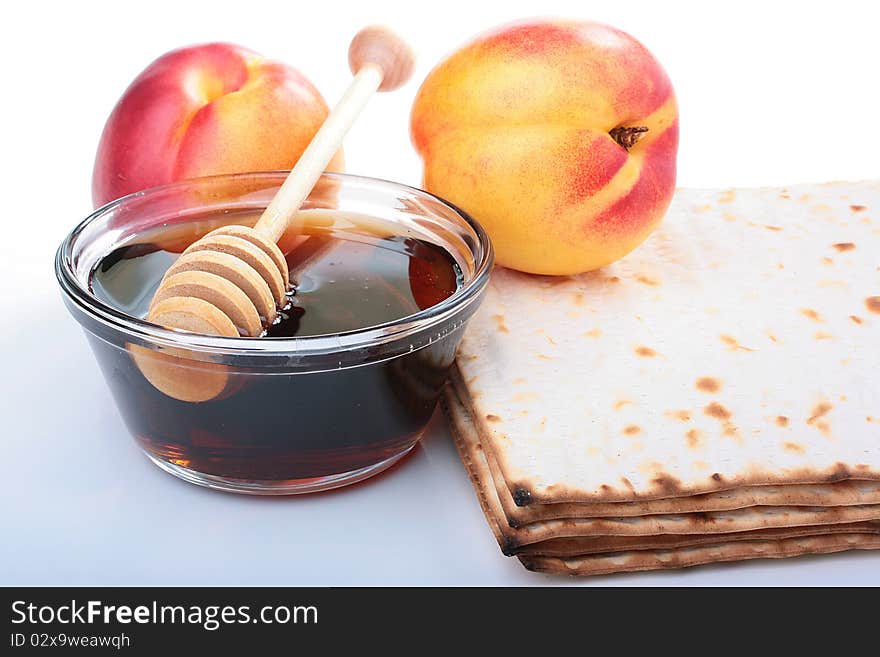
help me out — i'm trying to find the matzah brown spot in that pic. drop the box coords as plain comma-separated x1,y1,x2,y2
696,377,722,393
486,414,501,423
776,416,790,427
685,429,703,449
491,314,510,333
636,275,659,286
719,189,736,203
623,424,642,436
635,346,657,358
604,276,621,284
720,334,756,351
723,424,740,439
825,463,850,482
833,242,856,252
850,315,863,324
666,410,692,422
850,204,866,212
584,328,602,338
711,473,723,482
801,308,823,322
784,442,805,453
638,460,663,476
704,402,732,421
822,257,834,265
764,225,784,231
652,473,685,494
501,536,518,555
814,331,834,340
613,399,633,411
866,297,880,314
808,402,833,426
512,487,532,506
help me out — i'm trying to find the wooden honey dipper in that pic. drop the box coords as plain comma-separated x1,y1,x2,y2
132,26,415,402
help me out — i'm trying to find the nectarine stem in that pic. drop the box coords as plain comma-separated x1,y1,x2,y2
610,126,648,150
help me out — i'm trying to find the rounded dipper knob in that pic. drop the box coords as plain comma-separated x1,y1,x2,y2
348,26,415,91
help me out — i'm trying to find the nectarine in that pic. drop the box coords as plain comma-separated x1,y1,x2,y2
93,43,343,208
411,21,678,275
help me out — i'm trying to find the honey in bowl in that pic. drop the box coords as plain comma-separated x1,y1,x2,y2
87,209,462,488
57,172,492,494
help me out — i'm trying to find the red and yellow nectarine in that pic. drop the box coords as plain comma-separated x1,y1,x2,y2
411,20,678,275
93,43,343,208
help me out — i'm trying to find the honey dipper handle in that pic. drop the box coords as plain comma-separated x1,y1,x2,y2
254,27,415,243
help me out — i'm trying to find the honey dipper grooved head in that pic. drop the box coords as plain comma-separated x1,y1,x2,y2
183,234,287,306
140,220,293,401
150,270,262,337
148,296,240,337
162,250,276,323
206,225,289,288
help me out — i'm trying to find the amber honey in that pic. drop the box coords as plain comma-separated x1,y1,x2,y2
87,210,462,485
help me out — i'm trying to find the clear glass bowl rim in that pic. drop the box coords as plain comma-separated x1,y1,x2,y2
55,171,494,359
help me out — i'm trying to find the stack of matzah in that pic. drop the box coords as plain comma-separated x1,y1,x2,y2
444,181,880,576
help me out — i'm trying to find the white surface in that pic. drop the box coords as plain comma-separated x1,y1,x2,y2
1,0,879,585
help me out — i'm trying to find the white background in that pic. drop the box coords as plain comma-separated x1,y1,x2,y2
1,0,878,585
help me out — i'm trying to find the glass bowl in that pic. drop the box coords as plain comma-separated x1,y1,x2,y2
56,172,493,494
